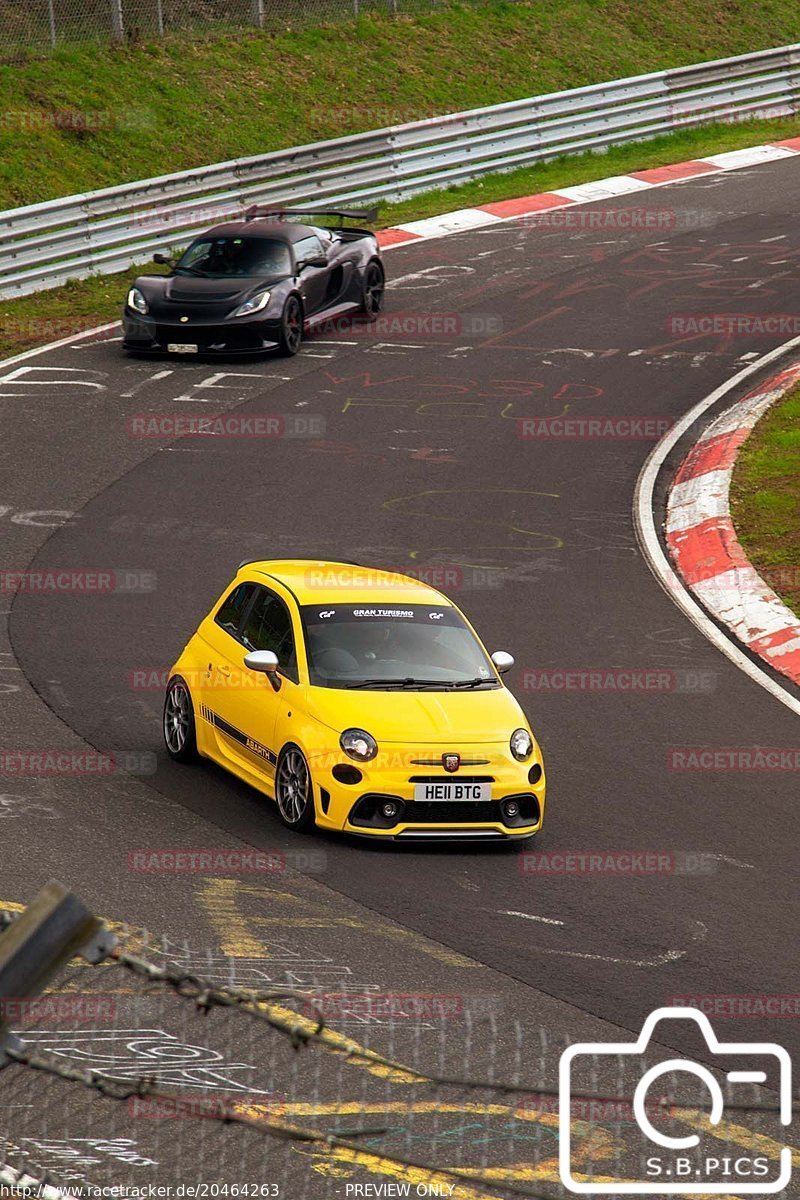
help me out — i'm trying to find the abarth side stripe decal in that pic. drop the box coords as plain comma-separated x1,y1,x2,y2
199,704,278,766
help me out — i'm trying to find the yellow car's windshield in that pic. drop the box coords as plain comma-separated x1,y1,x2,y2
299,604,498,690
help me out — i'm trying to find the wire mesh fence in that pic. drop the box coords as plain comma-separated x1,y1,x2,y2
0,894,797,1198
0,0,450,55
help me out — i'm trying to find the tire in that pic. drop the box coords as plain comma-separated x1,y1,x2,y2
275,295,304,356
163,676,199,763
359,259,385,316
274,745,316,832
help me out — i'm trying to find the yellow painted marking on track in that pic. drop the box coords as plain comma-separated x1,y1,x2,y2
1,893,758,1200
238,1102,624,1197
677,1110,799,1166
248,914,475,966
244,1100,559,1126
382,488,563,553
196,879,424,1081
291,1129,627,1199
197,877,474,968
195,877,269,957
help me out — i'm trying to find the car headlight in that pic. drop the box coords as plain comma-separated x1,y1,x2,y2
231,291,271,318
510,728,533,761
127,287,148,315
340,728,378,762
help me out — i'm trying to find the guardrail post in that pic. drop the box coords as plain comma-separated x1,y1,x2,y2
0,882,116,1058
111,0,124,40
47,0,57,47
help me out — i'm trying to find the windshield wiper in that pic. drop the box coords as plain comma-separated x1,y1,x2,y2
344,677,454,690
450,676,497,689
176,265,208,277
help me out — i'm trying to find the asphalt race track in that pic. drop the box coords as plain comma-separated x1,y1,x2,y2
3,154,800,1192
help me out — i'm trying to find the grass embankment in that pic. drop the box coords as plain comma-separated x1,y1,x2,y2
731,387,800,617
3,0,800,359
4,0,800,209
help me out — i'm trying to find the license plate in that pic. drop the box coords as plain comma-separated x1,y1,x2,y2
167,343,198,354
413,781,492,802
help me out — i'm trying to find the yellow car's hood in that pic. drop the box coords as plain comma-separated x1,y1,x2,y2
306,684,527,744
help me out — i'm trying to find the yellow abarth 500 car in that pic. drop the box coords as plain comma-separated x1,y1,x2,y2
163,560,545,841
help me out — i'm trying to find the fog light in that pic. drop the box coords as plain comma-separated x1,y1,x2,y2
528,763,542,785
381,801,400,820
503,799,520,820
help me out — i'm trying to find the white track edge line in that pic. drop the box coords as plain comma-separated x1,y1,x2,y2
633,334,800,719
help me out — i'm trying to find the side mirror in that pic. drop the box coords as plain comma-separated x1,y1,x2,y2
153,251,174,267
300,254,327,270
491,651,514,675
244,649,280,690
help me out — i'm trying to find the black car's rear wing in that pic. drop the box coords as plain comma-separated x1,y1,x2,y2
243,205,378,235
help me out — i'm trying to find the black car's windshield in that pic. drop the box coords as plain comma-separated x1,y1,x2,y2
300,604,499,690
175,236,292,278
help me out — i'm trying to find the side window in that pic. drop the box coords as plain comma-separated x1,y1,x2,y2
294,235,324,266
215,583,256,638
240,588,298,682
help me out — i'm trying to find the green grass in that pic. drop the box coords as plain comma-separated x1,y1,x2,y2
4,112,800,363
4,0,800,361
3,0,800,209
731,388,800,616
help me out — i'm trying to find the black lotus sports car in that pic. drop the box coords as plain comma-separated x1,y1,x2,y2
122,207,386,357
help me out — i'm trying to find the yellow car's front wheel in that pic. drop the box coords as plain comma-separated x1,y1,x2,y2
274,745,316,832
163,676,199,764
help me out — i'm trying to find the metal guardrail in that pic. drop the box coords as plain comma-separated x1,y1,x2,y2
2,42,800,298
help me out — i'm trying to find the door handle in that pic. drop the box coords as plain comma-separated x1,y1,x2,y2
217,665,232,678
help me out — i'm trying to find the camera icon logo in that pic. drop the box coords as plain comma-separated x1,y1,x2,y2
559,1007,792,1194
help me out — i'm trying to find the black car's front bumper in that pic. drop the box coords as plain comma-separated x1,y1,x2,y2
122,312,282,354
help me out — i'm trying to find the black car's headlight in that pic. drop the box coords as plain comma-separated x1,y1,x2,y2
231,290,271,318
510,728,533,761
127,287,148,315
340,728,378,762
